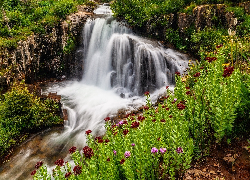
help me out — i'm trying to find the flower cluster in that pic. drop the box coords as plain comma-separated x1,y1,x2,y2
123,129,129,135
205,57,217,63
35,161,43,169
177,103,186,110
83,146,94,159
176,147,183,154
175,71,180,76
31,170,36,175
85,130,92,135
193,72,201,77
104,117,110,121
151,147,158,154
120,159,125,164
65,172,72,178
138,115,145,121
144,91,150,96
223,66,234,77
69,146,77,154
73,165,82,175
124,151,131,158
131,121,140,128
55,159,64,166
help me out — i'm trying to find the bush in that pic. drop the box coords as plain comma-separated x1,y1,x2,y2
0,83,62,156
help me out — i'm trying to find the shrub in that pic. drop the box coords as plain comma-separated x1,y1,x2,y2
0,83,62,156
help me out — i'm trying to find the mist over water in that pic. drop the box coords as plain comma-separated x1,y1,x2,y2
0,8,189,180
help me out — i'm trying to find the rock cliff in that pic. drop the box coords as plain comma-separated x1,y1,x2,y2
0,5,92,86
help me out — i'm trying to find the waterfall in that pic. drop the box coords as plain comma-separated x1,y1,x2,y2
0,11,189,180
82,17,188,97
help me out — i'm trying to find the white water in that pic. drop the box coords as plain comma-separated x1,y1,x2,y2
0,8,189,180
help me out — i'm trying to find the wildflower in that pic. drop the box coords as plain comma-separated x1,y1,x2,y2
193,72,201,77
166,107,169,111
151,147,158,154
123,129,129,135
186,91,191,95
176,147,183,154
131,143,135,146
113,131,118,135
123,120,128,124
160,119,166,122
98,139,104,143
124,151,131,158
157,137,161,141
55,159,64,166
120,159,125,164
83,146,94,159
207,57,217,63
138,116,145,121
152,119,156,122
200,66,204,69
107,158,110,161
95,136,102,141
185,87,190,89
175,72,180,76
160,148,167,154
169,115,173,118
85,130,92,135
31,170,36,175
223,66,234,77
35,161,43,169
174,98,177,102
116,121,123,126
131,121,140,128
144,106,149,110
69,146,77,154
73,165,82,175
166,86,169,89
105,139,110,143
113,150,117,155
65,172,72,178
144,91,150,96
177,103,186,110
104,117,110,121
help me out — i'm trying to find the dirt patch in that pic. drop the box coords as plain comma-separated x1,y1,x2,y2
184,139,250,180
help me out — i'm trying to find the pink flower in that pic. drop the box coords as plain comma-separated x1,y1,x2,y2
124,151,131,158
160,148,166,154
151,147,158,154
176,147,183,154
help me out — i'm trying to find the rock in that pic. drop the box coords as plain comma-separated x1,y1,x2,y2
0,9,93,84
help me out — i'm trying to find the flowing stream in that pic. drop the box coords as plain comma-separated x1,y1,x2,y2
0,6,189,180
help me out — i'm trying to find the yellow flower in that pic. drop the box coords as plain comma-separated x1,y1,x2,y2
222,63,230,66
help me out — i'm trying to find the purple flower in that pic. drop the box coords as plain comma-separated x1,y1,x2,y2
113,150,117,155
151,147,158,154
174,98,177,102
160,148,166,154
176,147,183,154
131,143,135,146
124,151,131,158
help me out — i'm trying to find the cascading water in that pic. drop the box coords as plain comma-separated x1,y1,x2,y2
0,7,189,180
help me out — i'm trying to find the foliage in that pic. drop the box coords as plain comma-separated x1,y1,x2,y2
0,0,92,50
33,38,250,179
0,83,62,156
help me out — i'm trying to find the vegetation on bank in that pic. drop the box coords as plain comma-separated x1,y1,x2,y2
0,82,62,157
33,41,250,179
0,0,95,50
